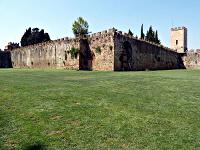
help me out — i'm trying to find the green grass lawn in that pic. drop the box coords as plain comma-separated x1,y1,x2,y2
0,69,200,150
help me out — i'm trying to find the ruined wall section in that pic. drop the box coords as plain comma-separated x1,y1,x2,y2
114,31,185,71
0,51,12,68
88,29,115,71
11,38,80,69
183,52,200,69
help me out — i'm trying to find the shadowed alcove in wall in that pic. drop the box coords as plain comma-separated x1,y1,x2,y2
119,41,133,71
79,39,93,70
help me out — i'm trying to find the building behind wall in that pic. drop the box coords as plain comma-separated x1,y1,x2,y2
171,27,187,53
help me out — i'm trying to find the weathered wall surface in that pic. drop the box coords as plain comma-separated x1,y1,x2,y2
9,28,192,71
114,32,185,71
170,27,187,53
11,29,115,71
11,38,80,69
87,29,115,71
183,52,200,69
0,51,12,68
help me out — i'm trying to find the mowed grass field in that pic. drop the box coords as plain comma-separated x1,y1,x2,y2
0,69,200,150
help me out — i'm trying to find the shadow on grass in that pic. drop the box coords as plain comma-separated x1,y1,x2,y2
23,142,47,150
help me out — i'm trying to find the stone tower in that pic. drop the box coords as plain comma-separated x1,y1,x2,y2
171,27,187,53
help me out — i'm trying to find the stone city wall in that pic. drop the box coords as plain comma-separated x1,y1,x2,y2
7,28,194,71
87,29,115,71
11,28,115,71
11,38,80,69
114,31,185,71
183,52,200,69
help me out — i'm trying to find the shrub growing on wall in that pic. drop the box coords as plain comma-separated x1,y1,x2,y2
95,46,101,54
70,47,79,59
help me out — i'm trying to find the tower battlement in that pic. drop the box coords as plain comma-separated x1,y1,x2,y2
171,27,187,31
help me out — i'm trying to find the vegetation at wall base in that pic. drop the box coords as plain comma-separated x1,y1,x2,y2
0,69,199,149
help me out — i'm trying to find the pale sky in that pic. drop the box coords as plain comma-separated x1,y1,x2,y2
0,0,200,50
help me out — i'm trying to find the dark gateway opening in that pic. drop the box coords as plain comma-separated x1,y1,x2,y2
79,39,93,71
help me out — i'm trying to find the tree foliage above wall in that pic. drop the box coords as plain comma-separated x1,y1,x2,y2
145,26,161,44
140,24,145,40
72,17,89,37
21,28,51,47
128,29,133,36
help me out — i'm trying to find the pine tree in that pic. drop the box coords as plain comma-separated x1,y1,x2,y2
20,28,51,47
21,28,32,47
145,30,149,41
141,24,145,39
128,29,133,36
155,30,160,44
148,26,154,42
72,17,89,37
145,26,161,44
